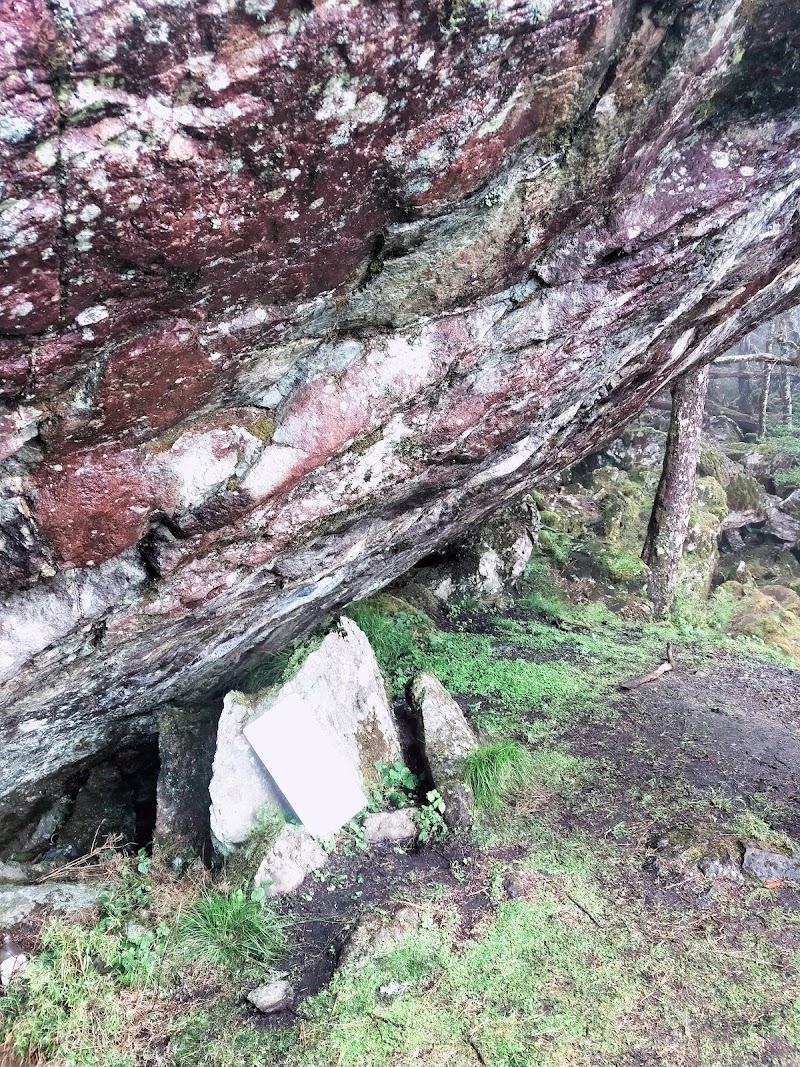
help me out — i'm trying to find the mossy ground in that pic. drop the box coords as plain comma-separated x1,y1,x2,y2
4,556,799,1067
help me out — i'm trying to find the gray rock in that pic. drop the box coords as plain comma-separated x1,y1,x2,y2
0,937,27,987
698,856,744,884
0,882,107,927
58,764,136,854
20,795,73,855
410,673,478,783
208,692,287,856
764,504,800,546
409,672,478,829
155,701,217,857
742,846,800,885
247,977,294,1014
338,906,421,970
438,781,476,832
781,488,800,520
0,861,30,884
254,824,327,896
448,505,535,599
363,809,418,846
209,618,400,852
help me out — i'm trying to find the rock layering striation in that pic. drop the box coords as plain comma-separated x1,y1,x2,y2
2,0,800,842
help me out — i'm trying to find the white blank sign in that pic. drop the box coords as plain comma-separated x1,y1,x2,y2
243,694,368,838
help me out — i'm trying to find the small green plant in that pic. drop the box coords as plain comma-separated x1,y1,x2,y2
415,790,448,843
176,887,285,973
733,811,796,853
225,804,285,881
97,848,153,931
773,467,800,492
371,760,419,810
466,741,535,811
241,634,325,692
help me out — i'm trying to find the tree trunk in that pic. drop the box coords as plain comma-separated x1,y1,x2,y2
642,364,710,619
780,366,794,430
738,372,754,415
758,366,772,439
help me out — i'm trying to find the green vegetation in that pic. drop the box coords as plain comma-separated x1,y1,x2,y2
176,886,286,973
465,740,536,811
241,634,325,692
774,466,800,491
1,921,132,1067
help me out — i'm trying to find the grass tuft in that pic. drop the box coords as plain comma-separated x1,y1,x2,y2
466,741,536,811
176,887,285,973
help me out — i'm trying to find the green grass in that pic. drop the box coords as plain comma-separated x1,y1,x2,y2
465,740,536,811
176,887,286,973
0,922,133,1067
773,466,800,491
345,599,431,695
291,898,637,1067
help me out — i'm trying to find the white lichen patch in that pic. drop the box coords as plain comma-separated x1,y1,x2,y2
156,427,264,510
315,74,359,121
0,115,34,144
75,305,109,326
478,86,522,138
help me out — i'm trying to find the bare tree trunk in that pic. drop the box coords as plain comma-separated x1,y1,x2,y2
738,372,754,415
642,364,710,619
780,366,793,430
758,366,772,439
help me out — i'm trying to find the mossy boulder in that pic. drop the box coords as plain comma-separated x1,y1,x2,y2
728,585,800,665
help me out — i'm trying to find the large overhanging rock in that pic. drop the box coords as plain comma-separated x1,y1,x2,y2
1,0,800,839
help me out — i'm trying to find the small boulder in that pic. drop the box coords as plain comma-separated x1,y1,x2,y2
363,809,418,846
155,701,217,857
0,861,30,884
247,977,294,1014
410,673,478,782
743,846,800,886
209,617,401,851
338,906,420,970
208,691,287,856
409,672,478,829
254,824,327,896
645,825,743,884
0,882,107,927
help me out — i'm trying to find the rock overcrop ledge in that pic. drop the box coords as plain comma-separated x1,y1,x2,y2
2,0,800,840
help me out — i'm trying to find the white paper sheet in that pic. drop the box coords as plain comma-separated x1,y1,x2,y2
243,694,368,838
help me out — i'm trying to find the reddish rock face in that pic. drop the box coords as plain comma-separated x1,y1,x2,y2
1,0,800,838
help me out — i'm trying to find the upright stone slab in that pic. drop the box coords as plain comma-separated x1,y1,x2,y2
410,671,479,830
155,702,218,859
209,617,400,851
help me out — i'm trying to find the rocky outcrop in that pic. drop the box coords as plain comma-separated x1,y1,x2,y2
208,617,399,852
2,0,800,839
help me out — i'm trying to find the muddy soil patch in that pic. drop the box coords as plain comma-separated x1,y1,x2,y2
575,647,800,839
254,837,489,1029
